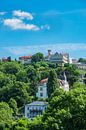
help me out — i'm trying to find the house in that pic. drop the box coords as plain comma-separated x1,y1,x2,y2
36,73,69,100
36,78,48,99
2,56,11,62
45,50,69,65
19,55,32,64
72,59,78,64
73,62,86,70
25,101,48,119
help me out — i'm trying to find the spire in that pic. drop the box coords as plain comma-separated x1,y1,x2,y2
63,72,69,91
64,72,67,81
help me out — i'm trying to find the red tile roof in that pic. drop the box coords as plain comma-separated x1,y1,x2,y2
40,78,48,84
19,55,32,60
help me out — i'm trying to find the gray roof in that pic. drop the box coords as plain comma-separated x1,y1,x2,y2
26,101,48,106
50,52,63,60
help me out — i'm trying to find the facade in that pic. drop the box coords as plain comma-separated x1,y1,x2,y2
25,101,48,119
19,55,32,64
45,50,69,65
72,59,78,64
74,63,86,70
2,56,11,62
36,78,48,99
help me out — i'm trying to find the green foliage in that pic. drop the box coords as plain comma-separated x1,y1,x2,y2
0,72,10,88
65,64,80,87
31,52,44,63
0,81,31,108
42,84,86,130
0,56,84,130
47,70,59,98
9,98,18,116
16,70,28,83
78,58,86,63
0,102,13,123
0,122,5,130
27,65,40,95
1,62,21,75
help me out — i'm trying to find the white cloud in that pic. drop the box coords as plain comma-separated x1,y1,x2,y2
0,12,6,15
43,9,86,16
4,43,86,56
13,10,33,20
41,25,50,30
3,18,40,31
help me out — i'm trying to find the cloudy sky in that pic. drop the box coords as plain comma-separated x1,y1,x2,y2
0,0,86,59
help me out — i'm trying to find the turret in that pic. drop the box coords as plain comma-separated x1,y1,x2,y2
48,50,52,57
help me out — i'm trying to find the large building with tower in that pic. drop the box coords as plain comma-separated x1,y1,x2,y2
45,50,69,65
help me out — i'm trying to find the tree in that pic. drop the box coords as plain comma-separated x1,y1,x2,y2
47,70,59,98
42,84,86,130
9,98,18,116
0,102,13,123
0,72,10,88
1,62,21,75
27,65,40,95
65,64,80,87
7,81,31,108
31,53,44,63
78,58,86,63
0,81,32,108
16,70,28,83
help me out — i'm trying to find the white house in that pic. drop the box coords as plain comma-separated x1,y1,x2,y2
36,78,48,99
74,63,86,70
36,74,69,100
19,55,32,64
25,101,48,119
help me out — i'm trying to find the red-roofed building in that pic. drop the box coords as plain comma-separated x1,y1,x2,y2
36,78,48,99
19,55,32,64
40,78,48,84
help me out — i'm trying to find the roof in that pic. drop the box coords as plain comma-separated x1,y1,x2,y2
19,55,32,60
26,101,48,106
50,52,63,60
40,78,48,84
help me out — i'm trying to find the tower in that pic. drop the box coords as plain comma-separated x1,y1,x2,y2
63,72,69,91
48,50,52,56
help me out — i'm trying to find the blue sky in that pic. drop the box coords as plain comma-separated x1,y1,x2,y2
0,0,86,59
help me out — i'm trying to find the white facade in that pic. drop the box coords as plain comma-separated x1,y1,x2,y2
25,101,48,119
45,51,69,64
19,59,31,64
36,82,48,99
74,63,86,70
19,56,32,64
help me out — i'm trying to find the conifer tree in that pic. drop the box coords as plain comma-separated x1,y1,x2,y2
47,70,59,98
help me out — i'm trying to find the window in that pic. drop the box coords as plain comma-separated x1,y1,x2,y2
27,107,29,110
40,87,43,91
40,93,43,97
27,113,29,117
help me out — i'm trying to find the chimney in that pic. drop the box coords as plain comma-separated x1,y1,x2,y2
48,50,52,56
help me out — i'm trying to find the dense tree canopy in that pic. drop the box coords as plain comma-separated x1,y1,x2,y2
65,64,80,87
0,58,85,130
0,102,13,123
31,53,44,63
78,58,86,63
42,84,86,130
47,70,59,98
